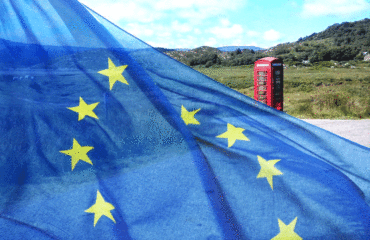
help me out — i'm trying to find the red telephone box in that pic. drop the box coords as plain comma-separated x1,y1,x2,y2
254,57,283,111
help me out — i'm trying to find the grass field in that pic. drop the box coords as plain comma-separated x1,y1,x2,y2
193,62,370,119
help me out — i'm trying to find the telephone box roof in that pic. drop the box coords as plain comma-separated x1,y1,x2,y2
255,57,281,63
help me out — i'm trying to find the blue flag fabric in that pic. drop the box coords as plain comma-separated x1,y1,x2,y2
0,0,370,239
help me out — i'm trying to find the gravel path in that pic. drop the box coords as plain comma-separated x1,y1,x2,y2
301,119,370,147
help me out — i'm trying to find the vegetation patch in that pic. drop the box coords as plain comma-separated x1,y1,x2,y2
195,65,370,119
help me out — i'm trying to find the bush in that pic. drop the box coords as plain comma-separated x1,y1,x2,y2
318,61,334,68
361,76,370,83
205,60,213,68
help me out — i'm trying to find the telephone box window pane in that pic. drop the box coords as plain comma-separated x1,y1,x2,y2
257,71,267,76
258,81,266,85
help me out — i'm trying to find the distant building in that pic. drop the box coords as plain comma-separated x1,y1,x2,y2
364,54,370,61
302,60,310,64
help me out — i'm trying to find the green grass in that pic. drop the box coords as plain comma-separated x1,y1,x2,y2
193,62,370,119
193,65,254,89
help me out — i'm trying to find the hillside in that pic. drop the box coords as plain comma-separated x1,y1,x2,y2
300,19,370,46
261,18,370,65
161,18,370,68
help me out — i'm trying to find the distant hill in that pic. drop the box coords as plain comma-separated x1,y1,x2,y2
155,47,175,53
175,48,191,51
156,46,264,53
217,46,265,52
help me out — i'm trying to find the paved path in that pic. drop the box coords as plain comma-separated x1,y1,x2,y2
301,119,370,148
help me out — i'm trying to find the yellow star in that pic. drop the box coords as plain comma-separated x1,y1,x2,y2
85,190,116,227
216,123,250,147
181,105,201,125
98,58,128,90
271,217,302,240
60,138,94,171
67,97,99,121
256,155,282,190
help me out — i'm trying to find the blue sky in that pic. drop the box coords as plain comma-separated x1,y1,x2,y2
78,0,370,49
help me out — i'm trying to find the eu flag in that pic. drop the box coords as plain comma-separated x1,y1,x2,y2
0,0,369,239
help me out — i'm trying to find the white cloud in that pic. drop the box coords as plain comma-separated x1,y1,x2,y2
124,23,170,38
171,20,192,33
146,40,163,48
157,31,172,37
154,0,195,10
194,28,202,34
302,0,370,18
80,0,245,24
246,41,258,47
153,0,244,12
220,18,231,27
204,37,218,47
232,39,244,46
289,0,299,8
80,0,165,23
209,24,243,39
247,30,260,37
263,29,281,42
78,0,250,49
166,35,198,48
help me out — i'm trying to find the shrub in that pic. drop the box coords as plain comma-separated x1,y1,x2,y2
205,60,213,68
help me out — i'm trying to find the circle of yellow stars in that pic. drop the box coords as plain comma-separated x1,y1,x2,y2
59,57,303,237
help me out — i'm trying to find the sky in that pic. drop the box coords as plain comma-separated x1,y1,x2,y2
78,0,370,49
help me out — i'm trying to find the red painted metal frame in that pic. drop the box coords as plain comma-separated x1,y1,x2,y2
253,57,284,111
